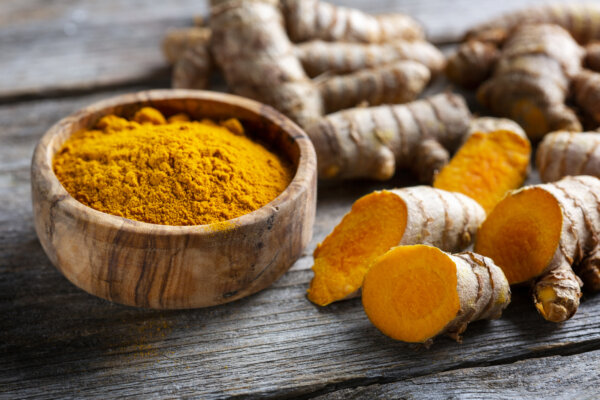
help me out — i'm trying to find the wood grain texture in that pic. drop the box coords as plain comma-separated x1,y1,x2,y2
1,90,600,399
314,350,600,399
0,0,586,100
31,90,317,308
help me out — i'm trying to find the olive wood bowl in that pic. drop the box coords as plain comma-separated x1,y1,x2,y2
31,90,317,309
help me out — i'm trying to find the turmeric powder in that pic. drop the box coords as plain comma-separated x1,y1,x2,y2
53,107,292,226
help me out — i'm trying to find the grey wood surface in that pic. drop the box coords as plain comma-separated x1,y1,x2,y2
315,350,600,399
2,0,600,399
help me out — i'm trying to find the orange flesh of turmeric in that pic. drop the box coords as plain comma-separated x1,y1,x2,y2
307,191,407,306
362,245,460,343
434,130,530,214
475,188,563,284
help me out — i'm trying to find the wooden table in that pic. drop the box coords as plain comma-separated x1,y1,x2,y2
2,1,600,398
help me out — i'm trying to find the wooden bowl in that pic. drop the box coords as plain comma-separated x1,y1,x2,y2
31,90,317,309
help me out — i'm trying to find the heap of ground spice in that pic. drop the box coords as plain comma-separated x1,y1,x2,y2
53,107,293,226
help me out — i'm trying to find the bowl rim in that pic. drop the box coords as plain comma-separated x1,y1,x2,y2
32,89,317,236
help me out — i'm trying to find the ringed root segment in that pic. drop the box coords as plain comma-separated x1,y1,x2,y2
537,131,600,183
162,27,212,89
362,245,510,344
296,40,445,77
573,69,600,125
306,93,472,182
466,3,600,45
475,176,600,322
317,60,431,113
282,0,424,43
307,187,485,306
446,40,499,89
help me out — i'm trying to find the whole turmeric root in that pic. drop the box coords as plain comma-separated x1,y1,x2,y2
475,176,600,322
209,0,324,128
447,4,600,139
477,24,583,139
306,93,472,182
573,69,600,125
434,120,531,213
296,40,445,78
362,245,510,344
537,131,600,183
162,27,212,89
446,40,499,89
164,0,441,132
318,60,431,113
308,187,485,306
585,42,600,72
465,3,600,45
282,0,423,43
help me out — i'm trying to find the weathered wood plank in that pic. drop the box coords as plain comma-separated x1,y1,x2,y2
0,0,583,100
313,350,600,399
0,90,598,399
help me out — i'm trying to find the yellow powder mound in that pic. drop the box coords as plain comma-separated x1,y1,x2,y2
53,107,293,226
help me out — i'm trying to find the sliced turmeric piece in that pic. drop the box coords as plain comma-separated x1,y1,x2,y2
362,245,510,344
307,187,485,306
475,187,563,284
433,128,531,213
475,176,600,322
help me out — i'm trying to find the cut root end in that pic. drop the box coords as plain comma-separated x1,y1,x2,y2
307,191,407,306
362,245,460,343
433,130,530,213
475,187,563,284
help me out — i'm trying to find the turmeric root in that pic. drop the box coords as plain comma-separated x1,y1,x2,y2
446,40,499,89
537,131,600,182
282,0,423,43
296,40,445,78
308,187,485,306
466,3,600,45
162,27,212,90
318,60,431,113
434,124,531,213
164,0,442,137
162,27,211,65
306,93,472,182
209,0,436,128
585,42,600,72
475,176,600,322
209,0,324,127
449,11,594,139
573,69,600,125
362,245,510,344
477,24,583,139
